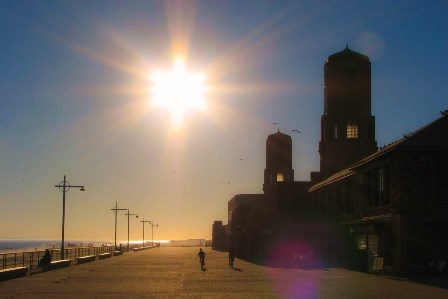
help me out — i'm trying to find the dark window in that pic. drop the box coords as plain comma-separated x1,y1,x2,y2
345,181,354,214
365,166,389,207
336,186,343,215
321,191,327,217
329,189,336,216
365,170,374,207
377,167,389,205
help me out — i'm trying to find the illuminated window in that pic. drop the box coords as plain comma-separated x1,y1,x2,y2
334,123,338,139
347,121,358,139
276,173,284,182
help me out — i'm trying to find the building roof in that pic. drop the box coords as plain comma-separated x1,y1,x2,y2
308,168,355,192
228,194,266,207
309,113,448,192
351,113,448,168
268,130,291,139
327,46,369,62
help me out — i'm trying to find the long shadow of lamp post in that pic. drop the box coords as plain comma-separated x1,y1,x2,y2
140,219,151,247
54,175,85,260
150,222,158,246
111,202,127,250
124,210,138,251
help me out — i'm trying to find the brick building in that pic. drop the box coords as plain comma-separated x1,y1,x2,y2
309,114,448,274
211,46,448,275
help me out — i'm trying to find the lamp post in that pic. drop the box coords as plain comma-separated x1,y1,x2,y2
140,219,151,247
150,223,158,246
124,210,138,251
54,175,85,260
111,202,127,250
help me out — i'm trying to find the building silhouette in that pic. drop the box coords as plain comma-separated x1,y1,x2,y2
319,46,377,178
212,46,448,276
263,130,294,193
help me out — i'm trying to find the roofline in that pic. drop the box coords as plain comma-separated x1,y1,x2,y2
308,169,355,192
351,114,448,169
309,113,448,191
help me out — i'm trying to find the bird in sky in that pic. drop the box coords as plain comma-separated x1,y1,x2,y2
292,129,301,133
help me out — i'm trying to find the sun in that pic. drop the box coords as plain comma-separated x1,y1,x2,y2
149,58,207,128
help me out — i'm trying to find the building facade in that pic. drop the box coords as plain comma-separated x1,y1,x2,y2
309,114,448,274
211,46,448,275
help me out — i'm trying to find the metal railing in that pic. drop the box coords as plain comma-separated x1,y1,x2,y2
0,245,116,270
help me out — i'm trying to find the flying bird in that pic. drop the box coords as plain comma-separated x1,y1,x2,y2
273,122,279,125
292,129,301,133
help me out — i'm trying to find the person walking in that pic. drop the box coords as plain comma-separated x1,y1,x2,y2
198,248,206,269
228,246,235,267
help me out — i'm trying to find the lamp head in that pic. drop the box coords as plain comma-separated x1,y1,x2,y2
136,215,139,219
80,187,85,192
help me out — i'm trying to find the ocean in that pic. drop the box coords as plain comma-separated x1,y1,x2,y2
0,239,113,253
0,239,208,253
0,239,186,253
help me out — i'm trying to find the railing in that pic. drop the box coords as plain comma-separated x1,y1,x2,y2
0,242,148,271
0,245,116,270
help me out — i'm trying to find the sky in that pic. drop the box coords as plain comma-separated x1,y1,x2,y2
1,0,447,242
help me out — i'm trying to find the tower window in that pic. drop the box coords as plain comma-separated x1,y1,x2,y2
334,123,338,139
276,173,284,182
347,121,358,139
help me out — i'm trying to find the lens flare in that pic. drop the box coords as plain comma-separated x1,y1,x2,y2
150,57,207,128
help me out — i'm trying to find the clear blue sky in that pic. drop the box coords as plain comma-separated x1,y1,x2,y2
1,0,447,241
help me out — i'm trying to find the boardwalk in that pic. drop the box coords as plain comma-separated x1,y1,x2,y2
1,247,447,298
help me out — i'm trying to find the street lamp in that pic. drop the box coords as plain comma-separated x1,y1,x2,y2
54,175,85,260
150,223,158,246
140,219,151,247
111,202,127,250
124,209,138,251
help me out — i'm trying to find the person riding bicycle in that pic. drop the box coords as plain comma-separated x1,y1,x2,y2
198,248,206,266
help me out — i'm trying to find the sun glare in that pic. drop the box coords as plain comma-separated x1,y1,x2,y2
150,58,207,128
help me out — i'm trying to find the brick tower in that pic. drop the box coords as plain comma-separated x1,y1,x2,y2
319,46,377,178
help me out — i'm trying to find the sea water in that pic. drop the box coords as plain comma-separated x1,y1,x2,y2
0,239,112,253
0,239,203,253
